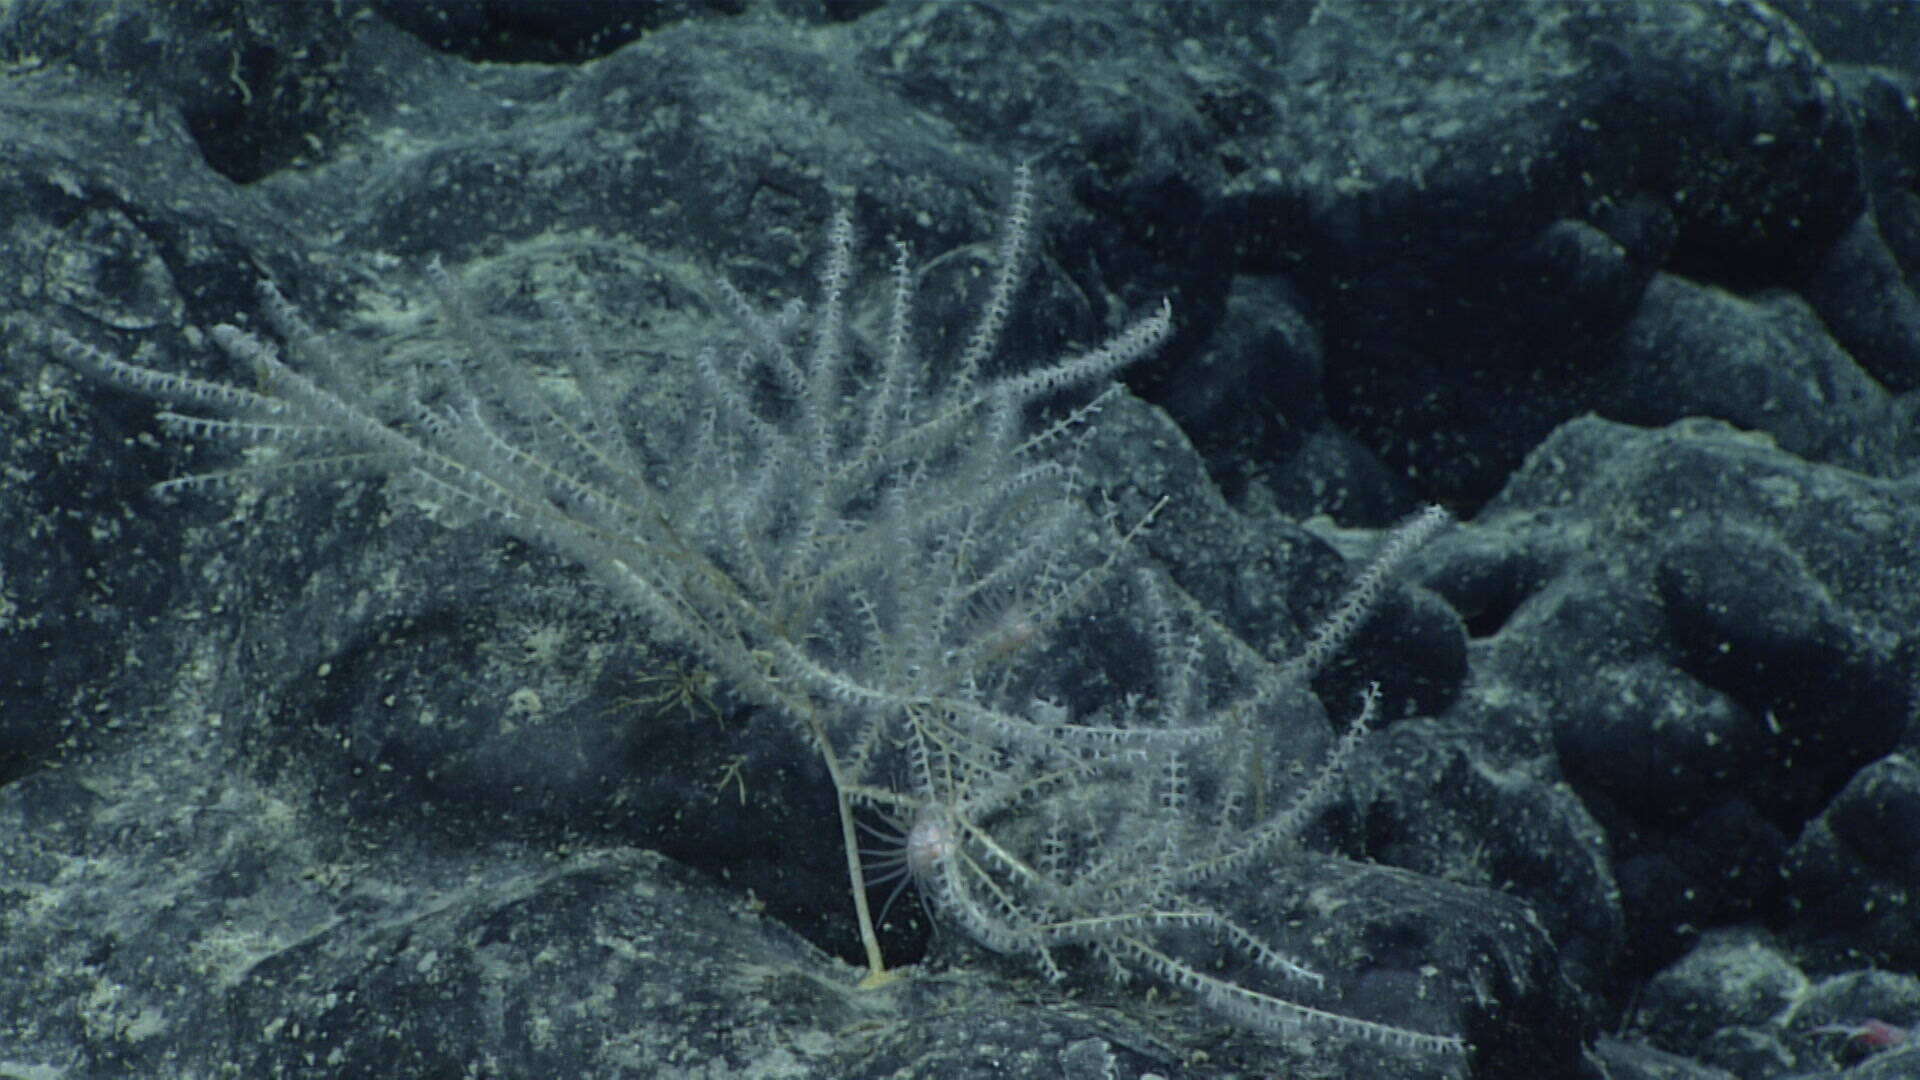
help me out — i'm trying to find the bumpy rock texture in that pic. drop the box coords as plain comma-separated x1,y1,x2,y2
4,2,1918,1078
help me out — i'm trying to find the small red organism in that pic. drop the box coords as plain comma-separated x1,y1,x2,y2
1810,1018,1909,1055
